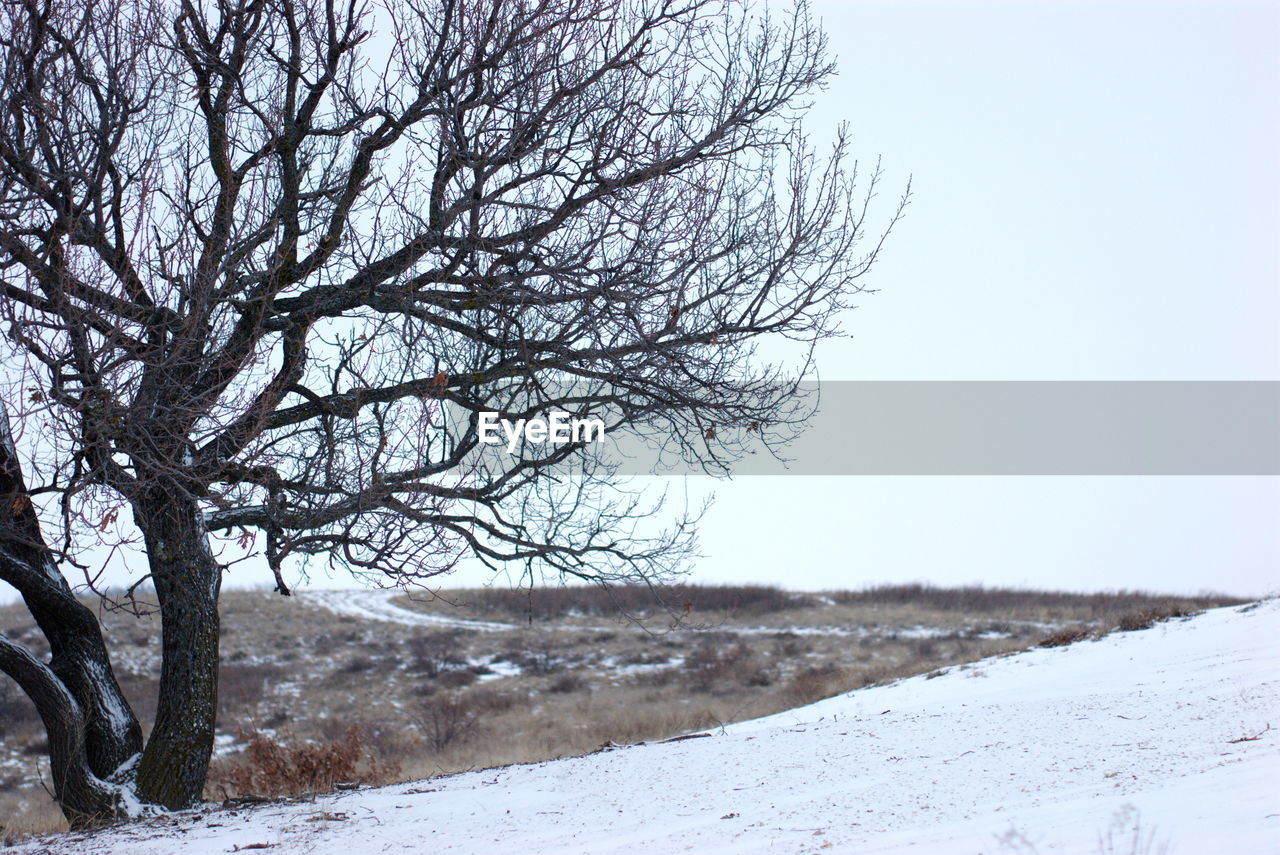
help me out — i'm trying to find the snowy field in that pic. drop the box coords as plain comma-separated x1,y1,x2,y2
13,600,1277,854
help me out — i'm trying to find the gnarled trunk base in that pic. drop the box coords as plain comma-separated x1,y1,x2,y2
0,402,144,826
0,638,136,827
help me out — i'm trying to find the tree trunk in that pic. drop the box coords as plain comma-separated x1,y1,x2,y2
134,487,222,809
27,596,143,782
0,638,133,826
0,402,144,825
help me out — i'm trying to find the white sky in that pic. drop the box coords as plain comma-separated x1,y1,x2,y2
6,0,1277,603
812,0,1278,382
671,0,1280,598
297,0,1280,599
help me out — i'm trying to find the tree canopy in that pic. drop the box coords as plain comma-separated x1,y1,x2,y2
0,0,905,818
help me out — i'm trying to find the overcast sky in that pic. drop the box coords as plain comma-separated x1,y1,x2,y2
6,0,1277,603
294,0,1280,599
653,0,1276,597
813,0,1278,382
668,0,1280,598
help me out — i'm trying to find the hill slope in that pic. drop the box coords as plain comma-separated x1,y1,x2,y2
14,600,1278,854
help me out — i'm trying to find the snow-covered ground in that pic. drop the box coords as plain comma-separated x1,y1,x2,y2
17,600,1278,854
299,589,516,631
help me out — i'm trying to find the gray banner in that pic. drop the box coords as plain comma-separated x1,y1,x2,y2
608,382,1280,475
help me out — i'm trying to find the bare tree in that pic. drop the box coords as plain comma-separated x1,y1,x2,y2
0,0,907,818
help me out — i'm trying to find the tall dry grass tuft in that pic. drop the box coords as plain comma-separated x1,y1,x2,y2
0,795,67,845
208,725,400,799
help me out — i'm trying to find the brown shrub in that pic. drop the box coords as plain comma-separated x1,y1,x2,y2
772,636,813,658
785,664,847,706
548,674,586,694
414,692,480,752
406,631,470,677
910,637,941,659
1039,627,1092,648
437,669,478,689
219,662,284,714
340,655,379,674
635,664,682,689
682,642,773,692
1115,604,1198,632
318,719,415,762
494,639,563,675
467,687,519,715
854,663,911,688
210,725,397,799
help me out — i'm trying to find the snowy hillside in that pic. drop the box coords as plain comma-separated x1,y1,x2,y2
14,600,1278,854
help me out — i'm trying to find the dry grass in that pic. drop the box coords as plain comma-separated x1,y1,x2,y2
1038,626,1094,648
829,584,1189,612
0,795,66,844
1113,603,1200,633
446,583,816,621
0,583,1248,837
209,725,400,799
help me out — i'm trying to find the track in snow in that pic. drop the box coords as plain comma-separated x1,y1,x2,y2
299,588,516,632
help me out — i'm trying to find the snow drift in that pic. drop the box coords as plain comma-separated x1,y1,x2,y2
14,600,1278,854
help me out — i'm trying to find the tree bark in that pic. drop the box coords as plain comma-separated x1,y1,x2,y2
133,488,222,809
0,403,143,825
15,581,144,781
0,637,132,826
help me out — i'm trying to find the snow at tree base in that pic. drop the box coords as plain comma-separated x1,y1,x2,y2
13,600,1277,854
